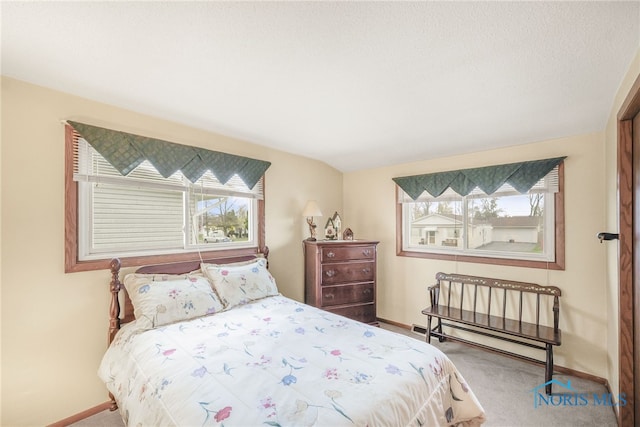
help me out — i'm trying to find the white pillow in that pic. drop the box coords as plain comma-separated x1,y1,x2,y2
123,273,225,329
201,258,278,309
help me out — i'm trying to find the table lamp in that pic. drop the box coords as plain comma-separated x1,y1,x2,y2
302,200,323,241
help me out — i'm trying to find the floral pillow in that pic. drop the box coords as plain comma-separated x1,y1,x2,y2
201,258,279,309
123,273,225,329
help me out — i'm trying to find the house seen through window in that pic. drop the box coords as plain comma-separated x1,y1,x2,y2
406,192,550,254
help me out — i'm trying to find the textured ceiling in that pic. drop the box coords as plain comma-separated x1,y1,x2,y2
2,1,639,172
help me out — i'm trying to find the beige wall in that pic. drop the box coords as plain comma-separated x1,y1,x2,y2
603,48,640,401
344,131,609,378
0,77,342,426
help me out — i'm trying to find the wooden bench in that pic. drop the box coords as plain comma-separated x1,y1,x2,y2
422,272,562,394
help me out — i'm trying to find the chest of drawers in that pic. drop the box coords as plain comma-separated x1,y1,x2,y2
303,240,379,325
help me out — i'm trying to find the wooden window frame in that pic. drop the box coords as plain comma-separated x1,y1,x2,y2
64,125,266,273
395,162,565,270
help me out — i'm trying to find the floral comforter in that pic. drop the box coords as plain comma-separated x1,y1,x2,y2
99,295,485,426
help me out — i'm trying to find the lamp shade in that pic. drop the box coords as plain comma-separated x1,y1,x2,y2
302,200,323,217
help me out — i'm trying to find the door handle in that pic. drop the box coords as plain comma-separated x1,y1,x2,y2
597,232,619,243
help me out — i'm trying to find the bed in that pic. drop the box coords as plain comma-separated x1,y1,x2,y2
99,250,486,426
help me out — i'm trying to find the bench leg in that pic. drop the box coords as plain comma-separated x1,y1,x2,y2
545,343,553,395
435,319,446,342
426,315,433,344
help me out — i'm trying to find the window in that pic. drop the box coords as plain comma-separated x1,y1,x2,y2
394,158,565,270
64,123,269,272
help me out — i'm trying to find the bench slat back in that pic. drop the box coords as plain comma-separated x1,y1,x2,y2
435,273,561,296
434,272,561,330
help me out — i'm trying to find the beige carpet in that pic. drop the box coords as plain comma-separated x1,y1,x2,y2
73,323,617,426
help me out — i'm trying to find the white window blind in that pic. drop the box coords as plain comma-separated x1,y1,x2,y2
91,184,184,252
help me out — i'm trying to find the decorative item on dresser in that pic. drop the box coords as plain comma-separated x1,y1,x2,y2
324,217,337,240
303,239,379,325
342,227,354,240
331,211,342,237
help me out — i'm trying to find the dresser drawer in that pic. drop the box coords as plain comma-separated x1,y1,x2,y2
329,303,376,324
321,245,376,262
321,261,374,285
321,283,374,307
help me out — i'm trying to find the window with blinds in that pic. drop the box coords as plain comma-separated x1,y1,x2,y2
395,160,565,269
74,137,261,261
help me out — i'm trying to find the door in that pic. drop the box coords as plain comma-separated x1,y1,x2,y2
618,73,640,427
634,112,640,427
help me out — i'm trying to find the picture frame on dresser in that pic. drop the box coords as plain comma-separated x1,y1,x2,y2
303,239,379,325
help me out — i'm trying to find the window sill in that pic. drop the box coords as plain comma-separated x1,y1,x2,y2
396,248,564,270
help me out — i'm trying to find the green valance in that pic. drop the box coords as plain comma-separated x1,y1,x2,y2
393,156,566,200
68,121,271,189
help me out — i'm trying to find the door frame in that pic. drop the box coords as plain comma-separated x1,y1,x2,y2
617,72,640,427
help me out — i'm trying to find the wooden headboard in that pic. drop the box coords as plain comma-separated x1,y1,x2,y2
108,247,269,344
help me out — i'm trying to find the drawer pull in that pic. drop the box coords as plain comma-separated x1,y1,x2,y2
363,249,372,256
325,270,336,277
362,268,371,274
325,293,334,299
362,289,371,295
327,251,335,258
